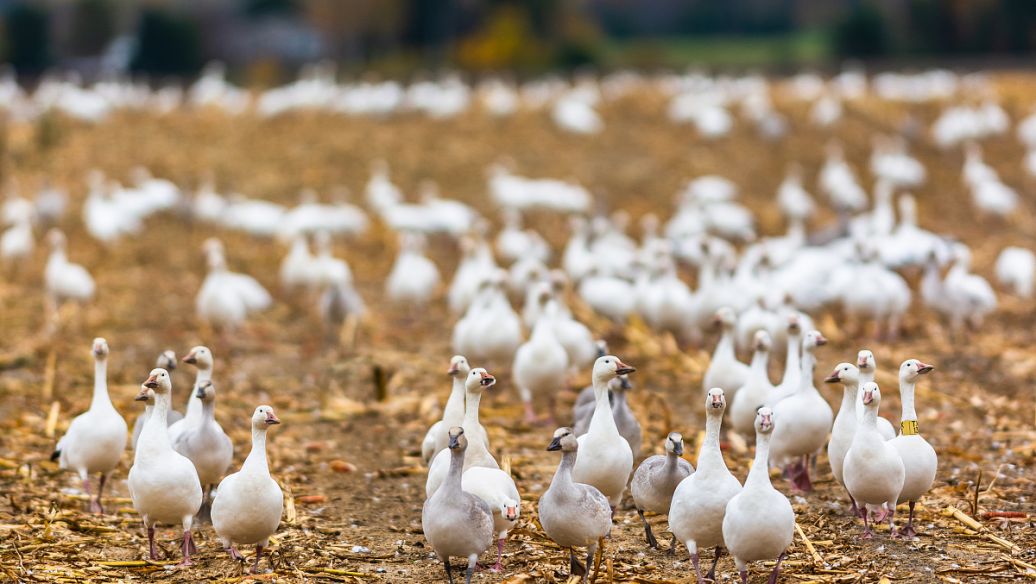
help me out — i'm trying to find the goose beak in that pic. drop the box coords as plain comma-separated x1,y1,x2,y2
448,434,460,449
447,363,460,376
134,386,151,401
862,390,874,405
711,393,724,408
856,357,868,368
759,414,773,432
182,352,197,365
673,441,684,456
615,360,635,376
265,413,281,425
504,505,519,521
143,375,158,389
479,371,495,387
824,371,841,383
195,385,206,398
815,333,828,346
546,436,563,451
916,362,934,374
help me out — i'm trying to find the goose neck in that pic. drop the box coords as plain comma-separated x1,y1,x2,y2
590,377,619,434
462,389,482,428
443,447,466,491
900,379,918,422
840,381,859,411
750,349,769,375
797,347,817,394
698,412,724,470
243,427,270,473
90,359,111,410
746,433,772,487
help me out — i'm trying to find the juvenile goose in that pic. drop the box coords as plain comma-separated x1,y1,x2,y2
631,433,694,550
770,330,832,492
856,350,898,440
128,368,203,565
422,427,494,584
722,407,794,584
539,427,612,583
167,345,215,443
512,310,570,422
669,389,742,582
889,359,937,538
51,338,127,514
730,331,775,437
211,406,283,573
132,350,184,449
421,356,477,464
702,307,749,399
172,380,234,522
426,368,499,497
843,382,904,539
573,355,636,508
461,465,520,571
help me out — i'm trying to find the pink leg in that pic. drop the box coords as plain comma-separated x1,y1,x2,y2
147,525,158,560
767,552,786,584
226,545,244,561
740,569,749,584
691,551,705,583
251,545,263,573
860,507,873,540
179,530,194,567
888,506,899,539
491,538,504,572
91,473,107,514
898,501,918,538
523,401,537,424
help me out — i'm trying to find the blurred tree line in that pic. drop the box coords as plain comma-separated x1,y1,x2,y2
3,0,1036,78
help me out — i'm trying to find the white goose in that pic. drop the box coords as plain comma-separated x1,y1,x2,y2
722,407,794,584
631,432,693,550
769,317,802,403
573,355,636,508
461,465,520,572
211,406,283,573
196,239,271,328
421,356,476,464
702,307,749,399
995,247,1035,298
167,345,214,443
386,232,440,306
889,359,937,539
172,380,234,521
51,338,127,514
669,388,742,582
422,427,494,584
128,368,203,565
824,362,868,515
512,309,570,422
856,350,898,440
44,229,95,306
132,350,183,448
426,369,499,497
730,331,775,437
843,382,904,539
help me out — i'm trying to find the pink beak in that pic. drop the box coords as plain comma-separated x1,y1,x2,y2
266,413,281,425
916,362,934,374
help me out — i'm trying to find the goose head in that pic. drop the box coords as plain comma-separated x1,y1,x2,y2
860,382,881,408
802,330,828,351
194,380,216,401
91,338,110,360
899,359,934,383
465,368,496,393
500,499,520,521
156,350,177,371
546,427,578,452
447,426,468,451
712,306,737,331
752,330,772,353
137,368,172,400
182,346,214,370
825,362,860,385
705,387,726,414
856,350,875,372
592,355,635,386
665,432,684,456
755,407,774,434
253,405,280,428
447,355,470,378
786,314,802,336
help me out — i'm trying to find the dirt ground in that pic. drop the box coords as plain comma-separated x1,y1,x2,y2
1,74,1035,583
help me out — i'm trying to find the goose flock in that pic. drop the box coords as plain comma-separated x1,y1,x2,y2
4,65,1032,581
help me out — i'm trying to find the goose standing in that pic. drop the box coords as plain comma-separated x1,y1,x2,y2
172,380,234,522
386,232,440,306
631,432,694,550
421,356,473,464
722,407,794,584
573,372,642,458
573,356,636,508
702,307,750,399
539,427,612,584
422,427,494,584
769,318,802,403
995,246,1035,298
730,331,775,436
824,362,867,515
769,330,832,491
132,350,183,448
211,406,283,573
44,229,95,307
856,350,898,440
461,466,520,571
843,382,904,539
426,369,499,497
128,369,203,565
50,338,127,514
167,346,214,443
888,359,937,538
669,388,743,582
512,310,570,422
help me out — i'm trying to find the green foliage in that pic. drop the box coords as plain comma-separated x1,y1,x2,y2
130,9,203,77
4,2,51,74
833,2,888,58
243,0,298,19
69,0,116,56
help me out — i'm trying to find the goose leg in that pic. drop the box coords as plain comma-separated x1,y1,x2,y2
465,553,478,584
844,487,860,518
443,557,454,584
146,525,158,560
91,473,106,514
798,455,814,492
689,542,705,583
179,530,194,566
860,506,874,540
898,501,918,538
638,509,659,548
251,545,264,574
887,504,899,538
705,547,723,581
196,486,213,524
586,541,599,584
225,545,244,561
667,532,677,555
491,537,504,572
767,552,787,584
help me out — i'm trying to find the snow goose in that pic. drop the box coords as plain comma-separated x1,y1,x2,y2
769,317,802,403
211,405,282,572
448,235,496,314
1,213,33,266
577,267,636,323
573,370,642,458
512,308,570,422
539,427,612,583
496,209,549,264
730,331,775,437
196,239,271,328
422,427,494,584
843,382,905,539
840,244,911,339
669,388,742,582
769,330,832,491
631,432,693,550
132,350,183,448
421,356,477,464
129,369,203,565
386,233,440,306
944,245,997,333
426,369,499,497
889,359,937,538
172,380,234,521
167,345,215,443
461,465,520,571
776,166,815,223
995,246,1035,298
722,407,794,584
279,234,318,291
703,307,750,400
824,362,867,514
458,272,524,366
573,355,636,508
855,350,897,440
50,338,127,513
44,229,95,305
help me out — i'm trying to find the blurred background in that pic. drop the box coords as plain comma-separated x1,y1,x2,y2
3,0,1036,83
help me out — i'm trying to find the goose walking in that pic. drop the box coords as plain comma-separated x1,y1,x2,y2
539,427,612,583
843,382,904,539
631,433,693,550
722,407,794,584
889,359,937,538
573,356,636,509
211,406,283,573
422,427,494,584
50,338,127,514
